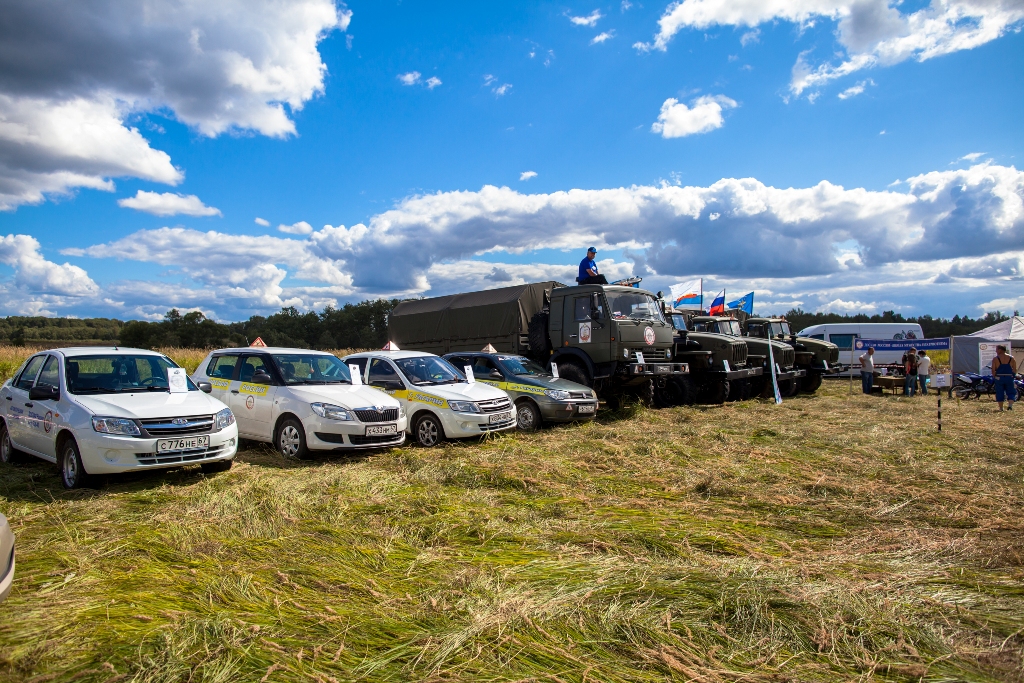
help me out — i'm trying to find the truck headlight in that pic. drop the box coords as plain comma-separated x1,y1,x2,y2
310,403,353,421
447,400,481,413
623,348,630,358
92,417,141,436
665,349,672,360
214,408,235,430
544,389,571,401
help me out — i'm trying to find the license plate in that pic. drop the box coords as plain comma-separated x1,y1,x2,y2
157,436,209,452
365,424,398,436
489,411,512,424
577,404,596,414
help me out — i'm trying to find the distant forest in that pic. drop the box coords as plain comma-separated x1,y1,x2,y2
0,300,1015,349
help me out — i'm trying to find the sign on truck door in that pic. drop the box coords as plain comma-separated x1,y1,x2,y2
564,294,609,354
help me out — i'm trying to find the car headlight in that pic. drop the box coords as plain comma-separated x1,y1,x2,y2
215,408,235,430
447,400,481,413
544,389,571,401
92,417,140,436
398,404,406,418
310,402,353,421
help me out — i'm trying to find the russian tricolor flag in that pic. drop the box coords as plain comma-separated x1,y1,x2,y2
708,290,726,315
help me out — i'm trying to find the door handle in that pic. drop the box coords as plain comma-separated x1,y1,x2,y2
24,402,32,408
231,390,239,394
4,396,10,400
570,334,578,338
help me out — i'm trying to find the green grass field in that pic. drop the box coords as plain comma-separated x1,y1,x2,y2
0,381,1021,682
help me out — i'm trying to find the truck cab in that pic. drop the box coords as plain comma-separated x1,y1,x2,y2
665,308,762,403
744,317,839,393
690,315,806,397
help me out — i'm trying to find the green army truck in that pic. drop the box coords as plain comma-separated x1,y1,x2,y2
664,308,762,404
689,315,805,397
387,281,689,406
743,317,839,393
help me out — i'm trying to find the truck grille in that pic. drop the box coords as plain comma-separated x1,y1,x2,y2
477,397,512,413
828,347,840,364
734,345,748,365
353,408,399,423
140,415,214,437
779,347,795,367
630,348,668,361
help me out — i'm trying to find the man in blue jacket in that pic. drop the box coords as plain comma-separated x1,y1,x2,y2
578,247,607,284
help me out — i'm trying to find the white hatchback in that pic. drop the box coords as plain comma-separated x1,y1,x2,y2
0,348,238,489
343,350,517,447
192,347,407,459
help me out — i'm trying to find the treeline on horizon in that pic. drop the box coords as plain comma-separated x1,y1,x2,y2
0,300,1016,349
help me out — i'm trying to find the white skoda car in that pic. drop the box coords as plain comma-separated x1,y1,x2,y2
0,348,238,489
192,347,407,459
343,350,516,447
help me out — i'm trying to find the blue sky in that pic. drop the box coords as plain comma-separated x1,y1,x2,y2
0,0,1021,321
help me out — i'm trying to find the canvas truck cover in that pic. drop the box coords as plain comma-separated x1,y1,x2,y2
389,282,563,354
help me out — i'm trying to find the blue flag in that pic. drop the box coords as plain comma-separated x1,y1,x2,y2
726,291,754,315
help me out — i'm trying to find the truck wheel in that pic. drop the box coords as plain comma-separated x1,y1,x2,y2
557,362,590,388
528,311,551,359
277,418,310,460
800,371,823,393
414,414,444,448
728,379,751,402
515,401,541,431
775,379,795,397
636,379,655,407
59,439,93,490
704,380,729,405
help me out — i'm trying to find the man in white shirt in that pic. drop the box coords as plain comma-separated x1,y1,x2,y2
859,346,875,394
917,350,931,395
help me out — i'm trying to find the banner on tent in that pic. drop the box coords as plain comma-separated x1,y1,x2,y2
855,338,950,351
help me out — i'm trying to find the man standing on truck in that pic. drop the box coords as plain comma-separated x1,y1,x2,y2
578,247,607,284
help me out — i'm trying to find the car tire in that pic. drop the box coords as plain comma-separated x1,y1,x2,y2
200,459,233,474
557,362,590,388
277,418,310,460
0,422,20,465
515,400,541,431
414,413,443,448
59,438,92,490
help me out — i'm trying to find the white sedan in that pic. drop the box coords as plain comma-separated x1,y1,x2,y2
0,348,238,489
192,347,407,459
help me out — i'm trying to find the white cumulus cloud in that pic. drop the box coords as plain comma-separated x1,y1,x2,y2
569,10,603,27
592,31,616,44
118,190,221,217
520,171,538,181
278,221,314,235
0,0,350,210
425,76,443,89
838,79,874,99
398,71,422,86
255,217,271,227
651,95,738,138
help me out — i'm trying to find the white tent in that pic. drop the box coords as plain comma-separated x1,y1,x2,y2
951,316,1024,373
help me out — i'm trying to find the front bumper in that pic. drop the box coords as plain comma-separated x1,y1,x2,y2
767,368,807,382
628,362,690,376
78,425,239,475
436,406,517,438
305,414,409,450
703,367,763,381
539,399,599,422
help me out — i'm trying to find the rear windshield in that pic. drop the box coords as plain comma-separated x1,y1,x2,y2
272,354,351,385
497,356,551,377
65,354,196,394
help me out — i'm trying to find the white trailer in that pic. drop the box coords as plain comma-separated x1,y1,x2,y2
796,323,925,367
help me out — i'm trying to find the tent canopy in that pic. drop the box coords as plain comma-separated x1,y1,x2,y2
952,316,1024,373
968,316,1024,340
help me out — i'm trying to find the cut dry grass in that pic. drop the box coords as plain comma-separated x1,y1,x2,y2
0,382,1022,682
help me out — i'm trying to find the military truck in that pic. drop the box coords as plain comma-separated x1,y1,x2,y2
664,307,762,404
387,281,689,406
689,315,805,397
743,317,839,393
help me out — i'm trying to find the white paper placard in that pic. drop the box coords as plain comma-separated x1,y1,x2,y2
933,373,951,388
978,343,1002,374
636,351,645,365
464,365,475,383
823,361,829,370
550,362,559,378
167,367,189,393
349,365,362,385
722,360,731,372
579,321,592,343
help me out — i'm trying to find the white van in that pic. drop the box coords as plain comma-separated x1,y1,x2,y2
796,323,925,366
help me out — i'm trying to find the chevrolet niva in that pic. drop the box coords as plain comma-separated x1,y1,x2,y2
0,348,238,489
343,350,516,447
192,347,407,459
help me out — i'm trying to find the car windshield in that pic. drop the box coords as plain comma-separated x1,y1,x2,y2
607,291,665,323
670,314,688,331
770,322,792,337
497,355,551,377
65,354,196,394
395,356,464,385
716,320,742,336
272,354,351,384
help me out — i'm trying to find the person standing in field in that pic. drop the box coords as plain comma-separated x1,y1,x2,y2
859,346,875,394
902,347,918,396
917,350,931,395
991,345,1017,411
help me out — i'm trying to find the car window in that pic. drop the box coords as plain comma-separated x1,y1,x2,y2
670,314,688,331
64,354,194,394
574,297,592,321
368,358,400,384
272,354,351,384
36,355,60,389
239,355,270,383
345,357,368,375
207,355,238,379
829,334,857,351
497,356,551,377
14,355,45,391
809,334,825,340
394,356,463,385
471,357,499,379
446,356,468,369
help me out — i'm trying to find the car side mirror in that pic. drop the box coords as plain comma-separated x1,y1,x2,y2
197,381,213,394
371,380,403,391
489,369,503,379
251,370,272,385
29,385,59,401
